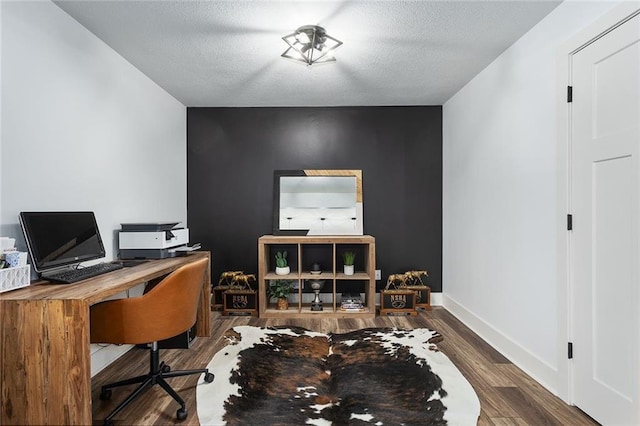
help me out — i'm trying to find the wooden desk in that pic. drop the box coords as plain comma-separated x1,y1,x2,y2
0,252,211,425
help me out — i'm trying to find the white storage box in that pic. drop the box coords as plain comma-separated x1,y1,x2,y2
0,265,31,293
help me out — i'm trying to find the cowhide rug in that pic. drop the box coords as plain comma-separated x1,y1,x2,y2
196,326,480,425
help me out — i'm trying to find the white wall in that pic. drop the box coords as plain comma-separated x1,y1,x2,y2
1,0,186,374
443,0,621,393
1,0,186,254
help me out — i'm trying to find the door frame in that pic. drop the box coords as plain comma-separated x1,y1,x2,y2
555,2,640,404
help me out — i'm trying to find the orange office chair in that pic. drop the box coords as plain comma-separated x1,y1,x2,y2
90,258,214,425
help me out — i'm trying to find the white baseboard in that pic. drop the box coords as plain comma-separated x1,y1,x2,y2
443,294,558,395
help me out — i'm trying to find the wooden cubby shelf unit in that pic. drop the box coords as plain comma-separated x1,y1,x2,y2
258,235,376,318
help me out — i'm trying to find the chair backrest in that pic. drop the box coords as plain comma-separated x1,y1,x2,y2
90,258,209,345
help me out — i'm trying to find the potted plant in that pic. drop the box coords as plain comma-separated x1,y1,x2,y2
267,279,294,310
342,251,356,275
274,250,290,275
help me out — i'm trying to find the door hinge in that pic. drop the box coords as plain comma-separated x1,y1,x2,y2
568,342,573,359
567,214,573,231
567,86,573,103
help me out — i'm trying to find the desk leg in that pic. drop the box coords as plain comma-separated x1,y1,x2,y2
1,299,92,425
195,256,211,338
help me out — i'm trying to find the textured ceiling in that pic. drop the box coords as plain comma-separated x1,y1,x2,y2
54,0,562,107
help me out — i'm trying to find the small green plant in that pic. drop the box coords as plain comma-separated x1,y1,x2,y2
275,250,288,268
267,279,293,300
342,251,356,266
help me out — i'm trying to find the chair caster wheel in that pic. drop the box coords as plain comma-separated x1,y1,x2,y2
162,364,171,373
100,389,112,400
204,372,214,383
103,419,114,426
177,407,188,421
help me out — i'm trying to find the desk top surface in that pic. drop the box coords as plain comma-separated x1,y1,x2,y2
0,251,210,304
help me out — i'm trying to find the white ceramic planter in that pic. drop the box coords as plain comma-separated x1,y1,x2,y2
275,266,290,275
343,265,355,276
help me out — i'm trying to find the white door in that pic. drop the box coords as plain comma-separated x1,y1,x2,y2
570,12,640,425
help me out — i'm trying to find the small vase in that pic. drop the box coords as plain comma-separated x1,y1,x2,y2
344,265,355,276
277,298,289,310
275,266,290,275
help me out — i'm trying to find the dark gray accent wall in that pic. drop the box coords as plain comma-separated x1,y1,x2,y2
187,106,442,292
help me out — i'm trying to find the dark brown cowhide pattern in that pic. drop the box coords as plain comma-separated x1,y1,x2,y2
210,326,451,425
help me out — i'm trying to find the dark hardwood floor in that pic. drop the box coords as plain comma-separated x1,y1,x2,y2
91,307,597,425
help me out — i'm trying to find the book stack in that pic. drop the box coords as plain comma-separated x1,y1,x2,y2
340,293,365,312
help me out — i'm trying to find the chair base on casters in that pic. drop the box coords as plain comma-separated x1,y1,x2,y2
98,342,215,425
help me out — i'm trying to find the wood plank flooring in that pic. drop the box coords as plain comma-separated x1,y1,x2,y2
91,308,597,425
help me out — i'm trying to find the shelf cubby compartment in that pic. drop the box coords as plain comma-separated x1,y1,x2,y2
266,243,298,275
300,243,334,275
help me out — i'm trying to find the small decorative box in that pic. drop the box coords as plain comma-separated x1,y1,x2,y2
211,285,229,311
405,285,431,310
379,289,418,316
223,289,258,316
0,265,31,293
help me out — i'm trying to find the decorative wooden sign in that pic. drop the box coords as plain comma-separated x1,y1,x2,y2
379,289,417,316
223,289,258,316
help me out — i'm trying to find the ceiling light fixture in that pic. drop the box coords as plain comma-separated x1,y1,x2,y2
281,25,343,66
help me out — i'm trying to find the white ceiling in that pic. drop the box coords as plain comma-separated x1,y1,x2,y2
54,0,562,107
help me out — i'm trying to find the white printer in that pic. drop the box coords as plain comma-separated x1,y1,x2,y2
119,223,190,259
